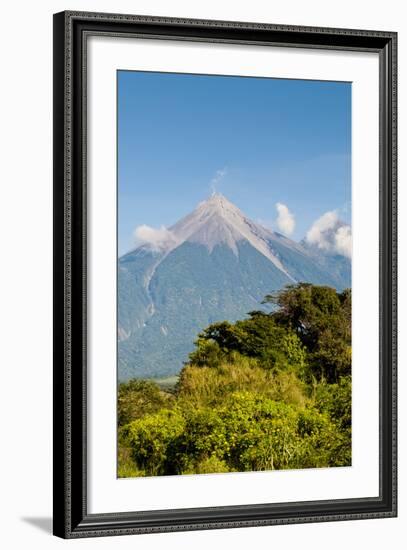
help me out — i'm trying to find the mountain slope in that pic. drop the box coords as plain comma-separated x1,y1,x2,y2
118,194,351,380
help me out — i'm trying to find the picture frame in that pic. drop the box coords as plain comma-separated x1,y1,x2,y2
53,10,397,539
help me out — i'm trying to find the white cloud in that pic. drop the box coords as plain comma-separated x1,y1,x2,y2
334,225,352,258
133,224,177,252
210,167,227,193
275,202,295,236
306,210,352,259
306,211,338,250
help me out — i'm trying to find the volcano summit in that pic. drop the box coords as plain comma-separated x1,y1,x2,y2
118,194,351,380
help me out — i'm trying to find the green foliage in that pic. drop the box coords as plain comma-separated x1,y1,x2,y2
264,283,351,382
313,376,352,432
121,408,185,476
189,313,307,376
182,456,231,475
117,444,146,477
118,379,173,426
118,283,352,477
121,391,350,475
187,338,227,369
177,358,308,409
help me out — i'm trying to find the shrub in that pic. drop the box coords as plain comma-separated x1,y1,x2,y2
182,456,231,475
313,376,351,430
118,284,352,477
122,407,185,476
188,315,307,376
264,283,351,382
118,379,173,426
177,359,308,408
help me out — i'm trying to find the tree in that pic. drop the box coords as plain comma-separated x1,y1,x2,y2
118,379,172,426
264,283,351,382
118,283,352,477
188,314,306,375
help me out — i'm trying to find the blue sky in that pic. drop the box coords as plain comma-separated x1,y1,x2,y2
118,70,351,256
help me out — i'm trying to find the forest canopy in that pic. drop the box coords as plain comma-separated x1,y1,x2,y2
118,283,352,477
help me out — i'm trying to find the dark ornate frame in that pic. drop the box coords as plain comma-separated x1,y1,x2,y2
53,10,397,539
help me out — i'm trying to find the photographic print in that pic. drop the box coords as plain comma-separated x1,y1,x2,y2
117,70,352,478
117,71,352,477
53,13,397,537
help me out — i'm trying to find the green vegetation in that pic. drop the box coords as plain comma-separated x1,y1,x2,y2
118,283,351,477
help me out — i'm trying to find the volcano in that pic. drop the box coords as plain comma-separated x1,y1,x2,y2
118,194,351,380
